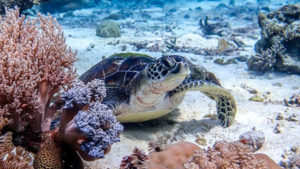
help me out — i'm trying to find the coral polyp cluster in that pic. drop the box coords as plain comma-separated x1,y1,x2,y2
33,139,62,169
184,141,267,169
55,79,123,161
0,132,34,169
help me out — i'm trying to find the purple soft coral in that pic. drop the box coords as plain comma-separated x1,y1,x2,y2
76,102,123,159
55,79,123,161
61,80,91,109
87,79,107,102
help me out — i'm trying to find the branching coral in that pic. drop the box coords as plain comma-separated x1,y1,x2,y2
121,141,282,169
0,132,34,169
248,4,300,74
0,8,76,133
184,141,268,169
54,79,123,161
120,148,148,169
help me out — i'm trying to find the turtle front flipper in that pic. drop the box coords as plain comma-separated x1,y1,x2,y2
169,79,237,127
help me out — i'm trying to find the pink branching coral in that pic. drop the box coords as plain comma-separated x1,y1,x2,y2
0,8,76,133
184,141,269,169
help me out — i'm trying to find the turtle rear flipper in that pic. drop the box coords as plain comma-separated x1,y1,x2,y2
169,79,237,127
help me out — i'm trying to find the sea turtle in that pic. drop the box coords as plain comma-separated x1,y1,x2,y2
79,53,237,127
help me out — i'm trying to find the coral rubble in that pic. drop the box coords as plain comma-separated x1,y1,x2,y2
199,16,229,36
247,4,300,74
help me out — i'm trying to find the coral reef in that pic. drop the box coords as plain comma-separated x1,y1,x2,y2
0,8,76,134
247,4,300,74
96,20,121,38
121,141,282,169
54,79,123,161
1,8,122,168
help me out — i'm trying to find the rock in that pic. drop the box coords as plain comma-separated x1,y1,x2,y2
195,135,207,146
217,38,229,52
280,145,300,168
214,58,237,65
286,114,298,122
234,56,248,62
96,20,121,38
239,130,265,151
272,82,282,87
274,123,283,134
276,113,284,120
240,83,258,94
284,94,300,107
247,4,300,74
104,13,120,20
249,95,264,102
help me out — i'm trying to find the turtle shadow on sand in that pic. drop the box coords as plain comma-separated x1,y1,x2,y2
121,109,219,142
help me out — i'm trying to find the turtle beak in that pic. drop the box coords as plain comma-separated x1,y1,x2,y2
171,62,189,75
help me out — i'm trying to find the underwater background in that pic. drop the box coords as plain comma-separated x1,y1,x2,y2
0,0,299,168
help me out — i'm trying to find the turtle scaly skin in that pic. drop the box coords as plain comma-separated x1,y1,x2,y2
79,53,237,127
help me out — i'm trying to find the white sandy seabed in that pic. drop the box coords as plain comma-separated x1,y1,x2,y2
58,0,300,168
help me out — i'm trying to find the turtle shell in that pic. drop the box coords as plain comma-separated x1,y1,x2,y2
79,53,155,103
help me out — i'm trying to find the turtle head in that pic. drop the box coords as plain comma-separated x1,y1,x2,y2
144,55,189,92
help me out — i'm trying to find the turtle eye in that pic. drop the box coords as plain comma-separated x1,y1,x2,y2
161,59,172,69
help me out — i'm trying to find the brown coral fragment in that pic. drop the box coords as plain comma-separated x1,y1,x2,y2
0,132,34,169
0,116,9,131
120,148,148,169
